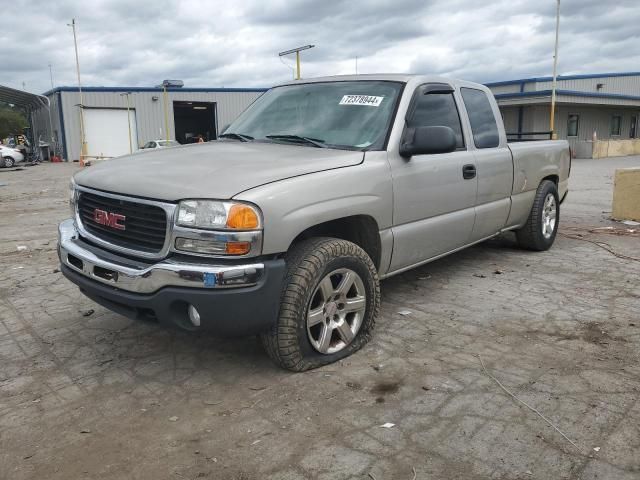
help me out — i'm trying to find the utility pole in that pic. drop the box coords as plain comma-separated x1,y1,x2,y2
68,18,86,161
549,0,561,139
48,63,54,89
163,85,170,142
120,92,133,154
158,80,183,142
278,45,315,80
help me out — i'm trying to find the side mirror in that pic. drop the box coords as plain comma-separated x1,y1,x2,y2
400,126,457,157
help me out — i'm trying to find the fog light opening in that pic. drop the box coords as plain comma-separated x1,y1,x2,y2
188,304,201,327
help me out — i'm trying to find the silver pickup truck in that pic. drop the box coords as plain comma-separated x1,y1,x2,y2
58,74,570,371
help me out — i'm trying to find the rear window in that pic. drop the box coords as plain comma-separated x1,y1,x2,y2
461,88,500,148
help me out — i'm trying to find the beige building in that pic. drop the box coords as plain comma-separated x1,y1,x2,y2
486,72,640,158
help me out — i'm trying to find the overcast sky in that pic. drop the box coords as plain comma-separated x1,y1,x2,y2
2,0,639,94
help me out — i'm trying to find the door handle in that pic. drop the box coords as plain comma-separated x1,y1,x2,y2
462,164,476,180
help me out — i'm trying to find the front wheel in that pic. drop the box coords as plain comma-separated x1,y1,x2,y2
516,180,560,251
261,237,380,371
2,157,15,168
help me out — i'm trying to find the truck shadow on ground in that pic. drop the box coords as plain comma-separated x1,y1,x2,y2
75,233,526,384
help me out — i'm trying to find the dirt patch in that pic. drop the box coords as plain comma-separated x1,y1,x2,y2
524,323,628,346
582,321,616,345
370,380,402,396
525,330,579,341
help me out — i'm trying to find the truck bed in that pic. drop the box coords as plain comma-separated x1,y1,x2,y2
508,139,571,200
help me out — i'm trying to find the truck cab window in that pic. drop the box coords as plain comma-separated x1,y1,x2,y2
461,88,500,148
407,92,465,149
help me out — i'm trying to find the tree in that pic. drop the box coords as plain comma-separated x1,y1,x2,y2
0,102,28,141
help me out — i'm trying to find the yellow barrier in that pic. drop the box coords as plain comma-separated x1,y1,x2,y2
612,168,640,221
593,139,640,159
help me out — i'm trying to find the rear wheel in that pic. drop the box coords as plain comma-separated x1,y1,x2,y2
261,237,380,371
2,156,15,168
516,180,559,251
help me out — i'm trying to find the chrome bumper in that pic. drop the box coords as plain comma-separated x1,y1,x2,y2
58,219,265,294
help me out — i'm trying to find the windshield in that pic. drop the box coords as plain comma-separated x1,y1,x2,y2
225,81,403,150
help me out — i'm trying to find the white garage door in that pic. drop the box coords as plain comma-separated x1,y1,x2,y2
83,108,138,159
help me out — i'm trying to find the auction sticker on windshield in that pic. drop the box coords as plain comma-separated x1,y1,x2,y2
339,95,384,106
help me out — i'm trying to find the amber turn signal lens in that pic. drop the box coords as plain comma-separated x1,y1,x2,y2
225,241,251,255
226,204,260,229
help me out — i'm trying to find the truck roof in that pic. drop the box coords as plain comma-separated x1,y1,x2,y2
274,73,490,93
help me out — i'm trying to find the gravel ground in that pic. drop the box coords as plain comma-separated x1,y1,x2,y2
0,157,639,480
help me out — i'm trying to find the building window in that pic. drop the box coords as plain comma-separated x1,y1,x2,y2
630,115,638,138
567,114,579,137
610,115,622,136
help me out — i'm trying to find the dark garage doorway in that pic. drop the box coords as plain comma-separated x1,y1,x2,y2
173,101,217,144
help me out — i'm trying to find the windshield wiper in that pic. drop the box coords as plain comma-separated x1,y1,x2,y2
219,132,254,142
265,134,328,148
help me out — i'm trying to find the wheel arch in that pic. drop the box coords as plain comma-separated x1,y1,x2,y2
288,215,382,270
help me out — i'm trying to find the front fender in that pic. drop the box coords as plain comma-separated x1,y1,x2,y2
234,152,393,256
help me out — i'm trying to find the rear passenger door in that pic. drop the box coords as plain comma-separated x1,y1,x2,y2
388,84,477,272
460,87,514,241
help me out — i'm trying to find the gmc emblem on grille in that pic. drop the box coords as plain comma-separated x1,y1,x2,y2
93,209,126,230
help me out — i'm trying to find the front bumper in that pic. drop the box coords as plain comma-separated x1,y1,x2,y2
58,219,285,335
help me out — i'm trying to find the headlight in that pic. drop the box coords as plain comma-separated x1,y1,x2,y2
176,200,261,230
69,178,77,217
174,200,262,256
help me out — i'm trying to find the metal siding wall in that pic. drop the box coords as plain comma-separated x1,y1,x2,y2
488,84,522,95
29,93,64,156
60,90,262,160
499,107,520,133
558,105,639,141
535,75,640,96
62,90,83,161
556,94,640,107
528,105,549,133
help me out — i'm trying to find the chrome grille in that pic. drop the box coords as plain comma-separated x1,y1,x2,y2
78,191,168,253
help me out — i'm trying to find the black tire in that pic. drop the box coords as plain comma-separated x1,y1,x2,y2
260,237,380,371
516,180,560,251
2,157,15,168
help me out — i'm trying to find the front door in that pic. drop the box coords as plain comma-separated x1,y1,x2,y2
388,86,477,272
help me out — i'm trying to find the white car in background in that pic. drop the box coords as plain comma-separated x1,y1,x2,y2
0,145,25,168
140,140,180,150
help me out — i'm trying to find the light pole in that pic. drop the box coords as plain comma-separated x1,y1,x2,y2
120,92,133,154
68,18,86,161
48,63,54,90
278,45,315,80
549,0,561,139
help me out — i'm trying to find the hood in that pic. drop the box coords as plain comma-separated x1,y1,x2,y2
74,141,364,201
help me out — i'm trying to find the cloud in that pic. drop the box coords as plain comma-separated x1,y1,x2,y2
1,0,638,94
